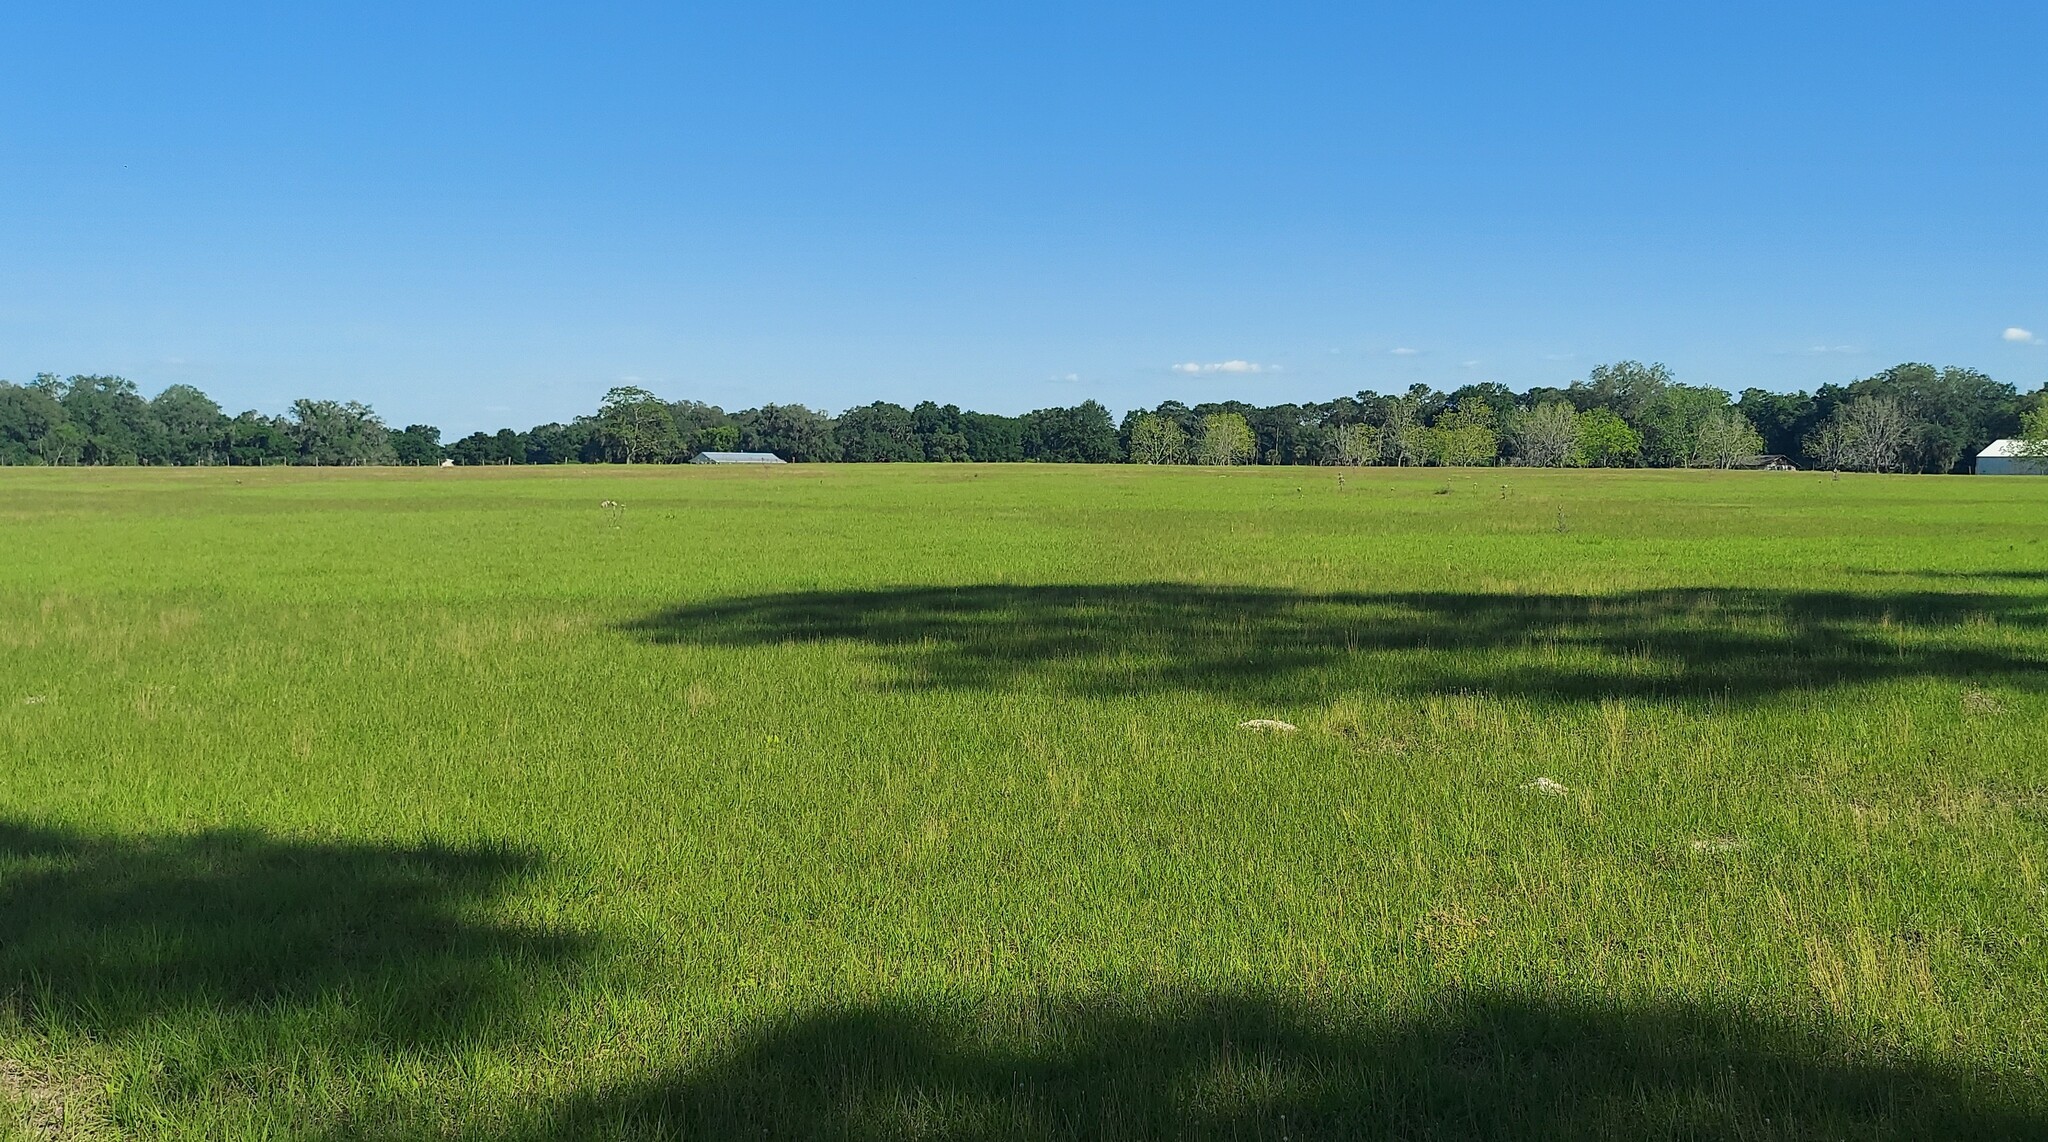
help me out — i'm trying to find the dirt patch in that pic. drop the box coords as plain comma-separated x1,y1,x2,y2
0,1058,101,1141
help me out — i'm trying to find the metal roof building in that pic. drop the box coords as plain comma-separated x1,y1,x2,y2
689,451,788,465
1975,439,2048,475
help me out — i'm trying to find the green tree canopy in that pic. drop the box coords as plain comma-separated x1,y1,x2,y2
1021,402,1122,463
835,402,921,462
1572,408,1642,467
289,400,398,466
1193,413,1254,465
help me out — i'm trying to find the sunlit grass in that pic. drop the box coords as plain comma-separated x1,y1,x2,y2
1,463,2045,1139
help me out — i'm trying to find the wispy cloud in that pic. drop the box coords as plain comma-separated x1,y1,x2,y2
1389,347,1420,356
1171,360,1277,374
1048,372,1080,382
1805,344,1860,355
2005,327,2041,345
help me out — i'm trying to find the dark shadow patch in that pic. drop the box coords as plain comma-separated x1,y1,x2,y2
1854,569,2048,582
621,584,2048,703
421,990,2046,1140
0,820,585,1047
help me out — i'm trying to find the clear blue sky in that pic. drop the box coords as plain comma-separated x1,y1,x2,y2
5,1,2044,434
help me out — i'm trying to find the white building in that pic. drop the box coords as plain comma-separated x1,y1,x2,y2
689,451,787,465
1975,439,2048,475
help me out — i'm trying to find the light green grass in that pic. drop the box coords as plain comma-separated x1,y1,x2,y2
1,464,2045,1139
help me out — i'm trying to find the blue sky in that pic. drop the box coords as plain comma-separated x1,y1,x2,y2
4,1,2044,433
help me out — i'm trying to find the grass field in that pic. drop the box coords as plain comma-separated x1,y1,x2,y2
3,463,2047,1140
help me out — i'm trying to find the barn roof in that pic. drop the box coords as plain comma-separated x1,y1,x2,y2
691,451,788,464
1979,439,2033,458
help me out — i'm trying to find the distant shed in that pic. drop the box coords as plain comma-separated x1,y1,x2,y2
1975,440,2048,475
1732,454,1798,471
690,451,788,465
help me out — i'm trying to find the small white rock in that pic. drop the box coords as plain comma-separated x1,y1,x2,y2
1524,777,1570,796
21,695,46,706
1238,719,1298,733
1690,837,1749,853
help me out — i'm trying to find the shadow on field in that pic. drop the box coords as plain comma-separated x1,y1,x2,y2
0,820,584,1046
1855,568,2048,582
622,583,2048,703
418,991,2043,1141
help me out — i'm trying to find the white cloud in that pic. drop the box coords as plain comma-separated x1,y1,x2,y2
2005,327,2041,345
1389,347,1420,356
1048,372,1080,382
1460,359,1482,368
1805,344,1859,355
1172,360,1277,374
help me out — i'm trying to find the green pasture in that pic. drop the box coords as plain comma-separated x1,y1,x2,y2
2,463,2045,1139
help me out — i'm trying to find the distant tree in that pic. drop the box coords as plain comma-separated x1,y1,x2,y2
1834,363,2018,473
1835,397,1908,472
1240,402,1316,463
1127,414,1189,464
445,432,495,466
924,430,971,462
959,411,1023,462
667,401,732,459
150,384,227,465
1393,384,1450,424
1292,423,1340,465
58,375,162,464
1690,409,1766,468
1736,388,1819,461
1509,402,1580,467
1802,416,1854,472
1194,413,1255,465
1572,409,1642,467
835,402,920,462
1416,409,1499,466
289,399,398,465
225,411,293,466
1446,383,1518,430
597,386,681,463
0,380,73,464
737,403,840,462
688,424,741,455
1839,395,1913,472
1635,384,1732,468
389,423,445,465
1379,397,1423,465
909,402,971,461
523,421,589,464
1575,361,1673,422
2016,402,2048,460
1332,424,1376,466
1313,395,1372,429
1397,424,1432,467
491,428,526,463
1021,401,1122,463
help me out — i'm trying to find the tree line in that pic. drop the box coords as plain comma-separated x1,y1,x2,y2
3,362,2043,471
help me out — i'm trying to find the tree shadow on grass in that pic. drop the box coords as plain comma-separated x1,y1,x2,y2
459,990,2044,1140
0,820,586,1048
1854,568,2048,582
622,584,2048,704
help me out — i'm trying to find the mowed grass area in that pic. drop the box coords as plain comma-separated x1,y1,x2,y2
2,462,2046,1140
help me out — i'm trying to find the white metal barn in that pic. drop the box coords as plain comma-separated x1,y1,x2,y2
689,451,788,465
1975,440,2048,475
